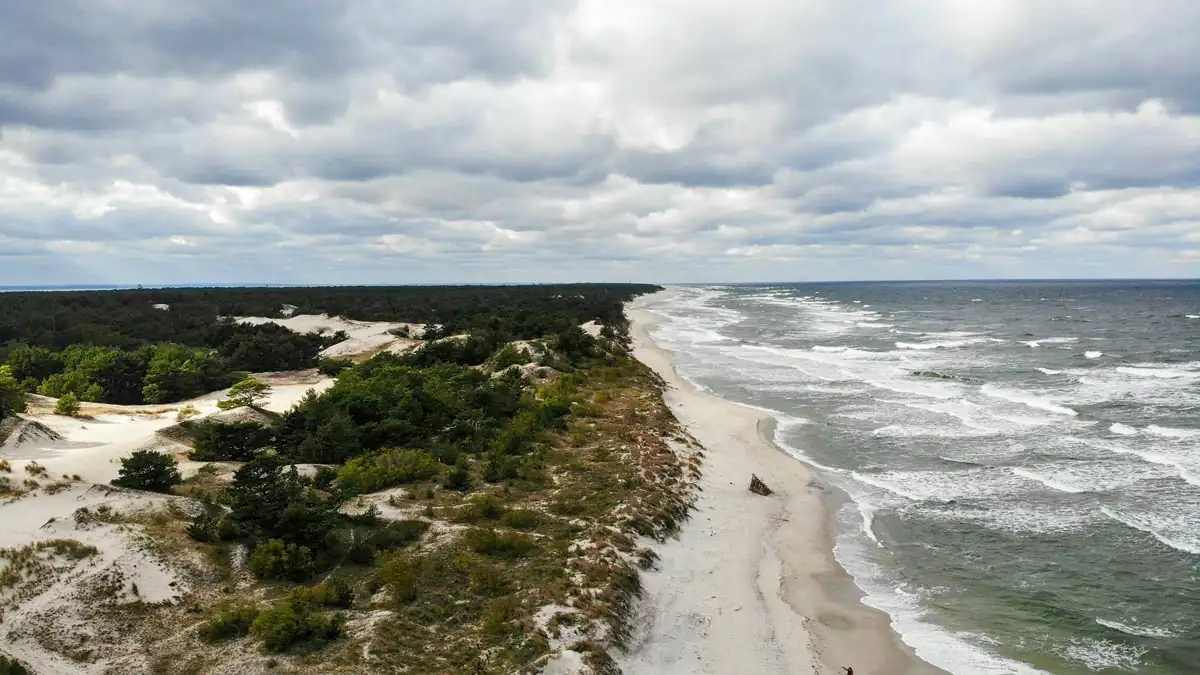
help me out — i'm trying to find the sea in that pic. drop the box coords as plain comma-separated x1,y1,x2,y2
638,281,1199,674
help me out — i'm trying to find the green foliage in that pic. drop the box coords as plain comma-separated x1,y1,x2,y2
198,601,261,642
190,421,274,462
54,392,82,416
141,343,231,404
317,357,354,377
499,509,542,531
249,539,315,582
443,454,472,492
463,528,536,558
348,520,429,564
111,450,181,493
224,456,340,549
291,579,354,608
334,449,440,495
0,365,26,420
0,655,30,675
187,509,234,543
218,376,272,410
492,343,532,370
251,595,344,653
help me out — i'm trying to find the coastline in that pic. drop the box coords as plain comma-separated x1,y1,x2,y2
619,304,947,675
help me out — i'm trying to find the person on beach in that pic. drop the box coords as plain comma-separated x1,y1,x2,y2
842,668,854,675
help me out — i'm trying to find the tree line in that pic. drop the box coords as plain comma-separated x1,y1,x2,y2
0,284,658,412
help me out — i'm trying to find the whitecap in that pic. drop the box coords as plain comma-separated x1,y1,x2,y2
1011,467,1088,493
1056,637,1147,672
858,501,883,546
1095,617,1178,639
1186,314,1199,319
1036,367,1063,375
1085,351,1103,359
1116,366,1196,380
1100,506,1200,555
1145,425,1200,439
980,384,1077,416
1109,423,1138,436
1021,337,1078,348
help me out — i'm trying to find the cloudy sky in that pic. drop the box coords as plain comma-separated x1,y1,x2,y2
1,1,1198,285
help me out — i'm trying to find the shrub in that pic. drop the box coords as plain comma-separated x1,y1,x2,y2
292,579,354,609
464,528,536,558
492,344,530,370
348,520,428,564
334,449,440,495
217,376,271,410
112,450,182,493
176,405,200,422
376,551,420,603
190,421,274,462
54,392,82,416
0,655,30,675
316,357,353,377
499,509,541,531
249,539,315,582
198,602,261,642
443,454,471,492
456,494,507,523
251,597,344,653
187,510,234,543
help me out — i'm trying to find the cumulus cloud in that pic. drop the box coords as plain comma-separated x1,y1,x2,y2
0,0,1197,284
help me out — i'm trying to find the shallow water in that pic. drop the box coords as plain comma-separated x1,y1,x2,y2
640,281,1200,674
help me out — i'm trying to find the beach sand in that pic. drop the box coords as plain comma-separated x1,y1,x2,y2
619,306,946,675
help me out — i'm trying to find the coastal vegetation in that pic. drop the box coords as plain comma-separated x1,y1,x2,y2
0,284,702,673
0,284,657,407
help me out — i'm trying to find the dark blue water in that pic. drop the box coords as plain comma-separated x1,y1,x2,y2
641,281,1199,674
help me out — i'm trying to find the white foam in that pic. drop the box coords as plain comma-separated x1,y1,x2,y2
1085,351,1103,359
1056,637,1147,672
1095,618,1177,639
980,384,1077,417
1021,337,1079,348
1145,425,1200,439
1116,366,1196,380
1186,315,1199,319
896,338,993,350
1100,506,1200,555
1011,467,1087,493
1036,367,1064,375
858,501,882,546
1109,423,1138,436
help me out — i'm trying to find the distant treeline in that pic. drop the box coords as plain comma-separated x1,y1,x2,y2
0,284,660,407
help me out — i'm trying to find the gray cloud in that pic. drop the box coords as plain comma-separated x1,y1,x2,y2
0,0,1198,285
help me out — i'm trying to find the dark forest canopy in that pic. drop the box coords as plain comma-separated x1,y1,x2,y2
0,284,660,408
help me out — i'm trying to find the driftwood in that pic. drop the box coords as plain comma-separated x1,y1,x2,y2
749,474,773,496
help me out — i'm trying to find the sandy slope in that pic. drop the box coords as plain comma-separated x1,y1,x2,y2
235,314,423,358
618,306,945,675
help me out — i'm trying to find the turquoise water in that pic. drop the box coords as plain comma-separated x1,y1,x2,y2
642,281,1199,674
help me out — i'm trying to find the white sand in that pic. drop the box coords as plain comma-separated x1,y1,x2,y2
3,378,332,484
619,306,945,675
235,313,424,358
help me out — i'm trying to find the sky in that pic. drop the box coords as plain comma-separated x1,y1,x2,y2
1,1,1198,285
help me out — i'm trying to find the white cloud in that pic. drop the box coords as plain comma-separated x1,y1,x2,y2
0,0,1197,284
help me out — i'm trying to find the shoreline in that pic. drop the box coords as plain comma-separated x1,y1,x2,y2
619,304,946,675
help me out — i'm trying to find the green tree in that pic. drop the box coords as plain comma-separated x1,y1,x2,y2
112,450,182,493
249,539,315,581
142,343,229,404
0,365,27,420
54,392,82,417
218,376,271,410
4,344,64,387
190,421,274,462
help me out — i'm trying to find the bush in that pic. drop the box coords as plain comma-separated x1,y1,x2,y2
187,510,235,543
335,449,440,494
217,376,271,410
456,494,507,523
190,421,274,462
249,539,315,582
251,597,344,653
292,579,354,608
317,357,353,377
0,655,30,675
376,551,420,603
464,528,536,558
198,602,261,642
348,520,428,564
54,392,82,416
112,450,182,493
499,509,541,531
443,454,471,492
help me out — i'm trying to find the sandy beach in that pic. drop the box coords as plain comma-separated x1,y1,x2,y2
619,305,947,675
